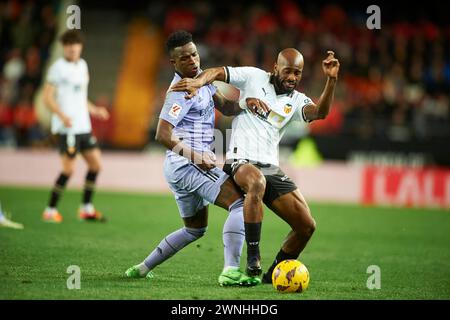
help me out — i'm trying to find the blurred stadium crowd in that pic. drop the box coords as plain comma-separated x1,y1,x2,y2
0,1,56,147
0,0,449,150
151,0,450,144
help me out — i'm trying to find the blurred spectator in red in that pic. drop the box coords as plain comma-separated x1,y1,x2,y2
309,101,344,136
91,94,115,146
320,4,347,34
0,98,15,146
250,5,278,36
13,96,39,146
164,6,196,35
278,0,302,30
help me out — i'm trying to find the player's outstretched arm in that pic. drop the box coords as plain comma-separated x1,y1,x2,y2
155,119,215,170
170,67,226,99
213,90,241,116
304,51,340,121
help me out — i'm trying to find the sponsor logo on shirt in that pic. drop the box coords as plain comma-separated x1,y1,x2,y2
169,103,183,119
199,100,215,120
267,110,286,128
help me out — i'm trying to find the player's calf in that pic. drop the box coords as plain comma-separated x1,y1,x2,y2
125,226,207,279
233,164,266,278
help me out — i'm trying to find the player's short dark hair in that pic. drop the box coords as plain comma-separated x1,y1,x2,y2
166,30,193,54
60,30,84,45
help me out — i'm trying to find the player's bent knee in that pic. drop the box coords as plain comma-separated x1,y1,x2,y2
301,218,316,238
291,203,316,237
236,165,265,190
248,175,266,197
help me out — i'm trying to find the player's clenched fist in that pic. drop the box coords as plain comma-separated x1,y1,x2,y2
322,51,340,79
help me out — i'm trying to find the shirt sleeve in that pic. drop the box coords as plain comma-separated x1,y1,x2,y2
208,83,217,96
82,59,90,81
46,62,60,85
225,66,265,90
293,94,314,123
159,91,192,127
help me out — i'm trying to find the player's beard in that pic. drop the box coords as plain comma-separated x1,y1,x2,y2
274,75,295,95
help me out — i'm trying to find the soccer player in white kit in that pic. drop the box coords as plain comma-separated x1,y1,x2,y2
41,30,109,223
171,48,340,283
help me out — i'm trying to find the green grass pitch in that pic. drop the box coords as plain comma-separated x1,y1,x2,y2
0,186,449,300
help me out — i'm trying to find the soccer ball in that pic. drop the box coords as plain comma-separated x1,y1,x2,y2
272,259,309,293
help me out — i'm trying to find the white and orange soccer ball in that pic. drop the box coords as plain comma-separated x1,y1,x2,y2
272,259,310,293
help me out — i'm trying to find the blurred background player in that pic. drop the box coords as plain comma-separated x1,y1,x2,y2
41,30,109,223
171,49,340,283
125,30,260,286
0,201,23,230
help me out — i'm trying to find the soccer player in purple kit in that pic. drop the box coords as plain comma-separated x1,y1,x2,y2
124,30,263,285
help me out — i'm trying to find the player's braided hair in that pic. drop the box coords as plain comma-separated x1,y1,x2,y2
166,30,193,53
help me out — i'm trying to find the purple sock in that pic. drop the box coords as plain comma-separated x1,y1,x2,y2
144,227,206,270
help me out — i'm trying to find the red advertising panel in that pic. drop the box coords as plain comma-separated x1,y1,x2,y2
363,166,450,209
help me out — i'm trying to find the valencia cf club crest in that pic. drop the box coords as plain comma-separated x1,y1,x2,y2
284,104,293,114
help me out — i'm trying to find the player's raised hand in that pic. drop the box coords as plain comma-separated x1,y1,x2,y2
322,51,340,79
170,78,202,99
246,97,271,117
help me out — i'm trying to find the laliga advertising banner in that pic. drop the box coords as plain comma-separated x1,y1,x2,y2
362,166,450,209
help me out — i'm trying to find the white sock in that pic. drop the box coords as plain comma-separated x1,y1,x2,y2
82,203,94,214
137,262,150,276
222,266,239,273
45,207,57,215
223,198,245,270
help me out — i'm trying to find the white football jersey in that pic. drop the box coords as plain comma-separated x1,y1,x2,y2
224,66,313,166
47,57,91,134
